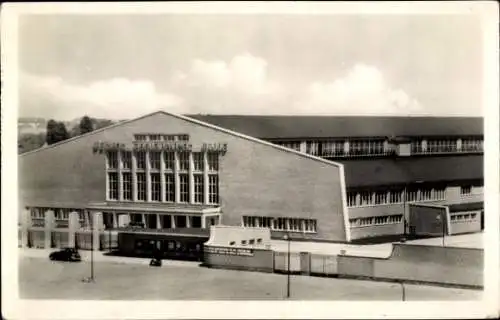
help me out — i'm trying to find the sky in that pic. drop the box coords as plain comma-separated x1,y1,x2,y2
18,12,484,120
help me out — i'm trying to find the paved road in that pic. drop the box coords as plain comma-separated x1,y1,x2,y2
19,256,482,301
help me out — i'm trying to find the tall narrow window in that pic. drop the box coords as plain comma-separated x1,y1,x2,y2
164,152,174,171
179,174,189,203
193,152,204,172
122,172,132,200
150,151,161,170
137,173,146,201
207,153,219,171
107,151,118,169
108,172,118,200
321,140,344,157
134,134,147,141
136,151,146,170
121,151,132,169
460,186,472,196
149,134,161,141
374,191,387,205
359,191,372,206
163,134,175,142
347,192,357,207
151,173,161,201
389,189,404,203
208,175,219,204
194,174,204,204
164,173,175,202
306,141,320,156
179,152,189,171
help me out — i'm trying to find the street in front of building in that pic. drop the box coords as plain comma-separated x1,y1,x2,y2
19,254,482,301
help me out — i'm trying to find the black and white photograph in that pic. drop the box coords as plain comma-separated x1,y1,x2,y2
2,2,499,319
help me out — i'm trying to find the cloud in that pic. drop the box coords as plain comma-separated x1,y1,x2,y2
170,53,284,114
173,53,279,95
19,59,427,120
293,64,424,115
19,73,184,120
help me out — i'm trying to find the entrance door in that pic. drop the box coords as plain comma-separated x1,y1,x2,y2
481,210,484,230
146,214,157,229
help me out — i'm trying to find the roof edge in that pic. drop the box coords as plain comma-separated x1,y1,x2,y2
19,112,167,157
166,111,345,169
19,110,344,169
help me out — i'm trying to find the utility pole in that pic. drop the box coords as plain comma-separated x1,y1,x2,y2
283,234,291,299
90,219,94,281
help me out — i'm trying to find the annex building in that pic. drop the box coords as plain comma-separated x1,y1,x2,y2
18,111,483,254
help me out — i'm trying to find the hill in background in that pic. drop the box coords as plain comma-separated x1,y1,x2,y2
18,117,120,154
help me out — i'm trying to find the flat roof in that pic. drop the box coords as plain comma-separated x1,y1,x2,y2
116,227,210,238
87,202,220,214
341,155,483,188
187,115,483,139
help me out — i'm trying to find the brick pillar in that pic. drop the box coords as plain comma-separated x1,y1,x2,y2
92,212,104,251
68,211,80,248
132,152,138,201
160,151,166,202
157,214,162,230
44,210,55,249
174,152,180,203
146,151,152,202
118,151,123,201
201,214,206,228
113,212,118,228
189,153,195,204
203,152,209,205
21,208,32,248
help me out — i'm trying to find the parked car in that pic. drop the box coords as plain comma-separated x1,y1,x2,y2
49,248,81,262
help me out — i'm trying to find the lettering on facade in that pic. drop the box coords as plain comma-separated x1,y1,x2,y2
201,143,228,155
93,141,127,154
132,141,194,152
204,246,254,256
92,139,228,154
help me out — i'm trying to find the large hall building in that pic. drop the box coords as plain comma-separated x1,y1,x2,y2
19,111,483,249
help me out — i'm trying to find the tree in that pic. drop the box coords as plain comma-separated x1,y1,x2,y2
18,133,46,154
55,122,70,142
45,119,58,145
46,120,69,145
79,116,94,135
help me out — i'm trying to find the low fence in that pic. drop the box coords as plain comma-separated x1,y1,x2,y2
289,243,483,288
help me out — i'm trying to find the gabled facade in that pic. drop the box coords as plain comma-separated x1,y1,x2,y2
19,111,349,243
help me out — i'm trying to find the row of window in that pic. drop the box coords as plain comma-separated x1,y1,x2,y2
450,212,478,222
349,214,403,228
273,137,483,157
242,216,317,233
29,208,83,220
134,134,189,142
347,186,447,207
107,151,219,172
108,172,219,204
411,138,483,154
